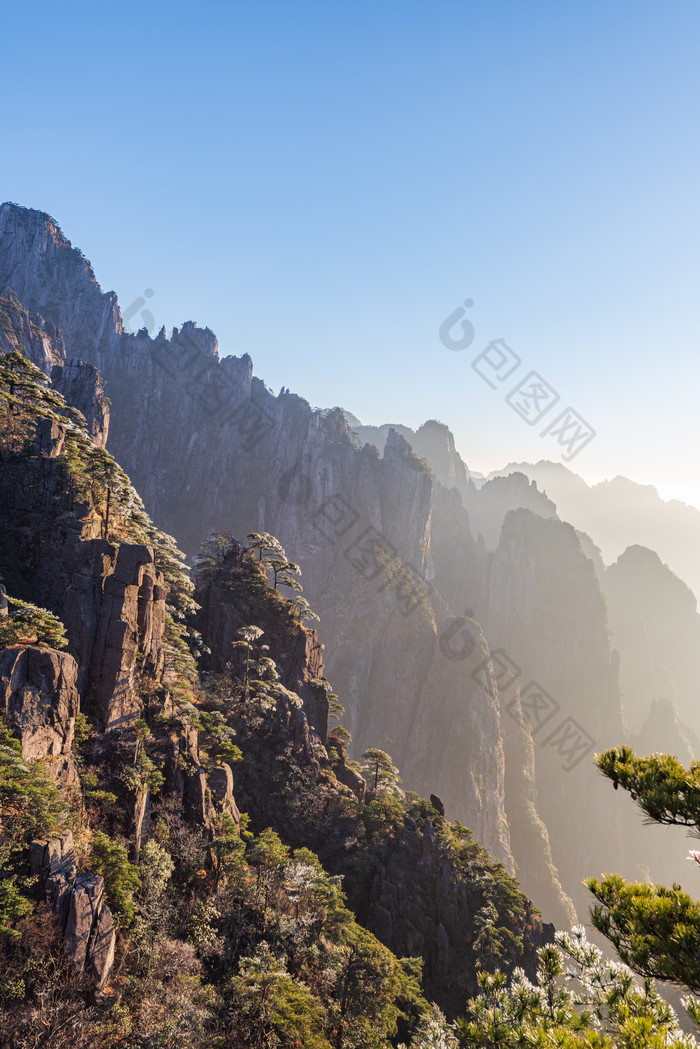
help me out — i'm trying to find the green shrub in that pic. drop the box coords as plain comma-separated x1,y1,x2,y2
0,596,68,649
90,830,141,929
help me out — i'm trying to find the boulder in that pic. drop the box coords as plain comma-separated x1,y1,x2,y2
35,418,66,458
64,876,102,970
90,904,116,990
51,359,110,447
31,833,116,991
208,763,241,826
0,646,79,785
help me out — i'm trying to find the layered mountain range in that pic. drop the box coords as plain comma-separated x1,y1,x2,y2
2,201,698,931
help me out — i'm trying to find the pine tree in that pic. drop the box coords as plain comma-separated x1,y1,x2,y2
587,746,700,1005
0,596,68,649
361,748,402,797
460,926,694,1049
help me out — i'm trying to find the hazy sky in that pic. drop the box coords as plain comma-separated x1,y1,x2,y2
3,1,699,504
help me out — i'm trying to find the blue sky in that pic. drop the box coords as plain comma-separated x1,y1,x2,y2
3,1,699,503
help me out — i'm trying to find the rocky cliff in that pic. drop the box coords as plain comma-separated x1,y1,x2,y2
491,459,700,603
189,537,554,1016
0,204,520,880
0,353,553,1032
0,201,639,928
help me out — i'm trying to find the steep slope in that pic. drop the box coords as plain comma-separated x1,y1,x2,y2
346,415,472,501
603,545,700,735
191,536,553,1016
0,354,553,1043
0,202,630,928
0,202,517,878
491,460,700,601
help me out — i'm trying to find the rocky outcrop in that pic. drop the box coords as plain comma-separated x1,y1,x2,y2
491,459,700,603
354,805,554,1015
347,416,472,501
195,540,330,744
51,360,109,446
0,645,79,786
475,510,625,915
30,830,116,991
208,762,241,824
86,543,166,730
0,204,122,363
0,202,643,925
329,734,366,802
0,292,64,371
12,526,167,733
463,472,558,549
0,388,167,733
0,291,109,447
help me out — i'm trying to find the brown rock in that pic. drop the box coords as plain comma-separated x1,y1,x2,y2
0,646,79,785
50,359,110,447
64,876,104,970
208,763,241,826
88,543,162,730
31,835,116,990
89,904,116,990
184,769,209,825
35,418,66,458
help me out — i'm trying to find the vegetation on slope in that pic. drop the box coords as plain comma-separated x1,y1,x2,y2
1,345,698,1047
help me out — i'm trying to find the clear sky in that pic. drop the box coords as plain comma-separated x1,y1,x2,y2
2,1,699,504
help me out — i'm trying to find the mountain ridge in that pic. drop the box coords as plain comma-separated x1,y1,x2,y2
2,201,697,930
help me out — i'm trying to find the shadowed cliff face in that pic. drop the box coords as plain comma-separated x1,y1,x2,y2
0,203,518,879
347,416,472,501
0,201,642,926
0,359,167,734
475,510,625,915
603,545,700,736
189,541,554,1017
491,460,700,604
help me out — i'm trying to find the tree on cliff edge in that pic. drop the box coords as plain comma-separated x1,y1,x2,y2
361,748,402,797
587,746,700,1019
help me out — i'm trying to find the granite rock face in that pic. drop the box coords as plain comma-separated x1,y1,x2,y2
0,291,110,447
0,645,79,786
474,510,624,916
0,204,122,363
51,359,110,446
0,201,645,923
0,369,167,734
0,291,65,371
464,472,558,549
85,542,166,730
194,539,331,746
208,762,241,825
347,416,472,501
491,460,700,604
1,499,167,733
31,830,116,991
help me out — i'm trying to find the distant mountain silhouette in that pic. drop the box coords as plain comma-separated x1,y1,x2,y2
489,461,700,600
